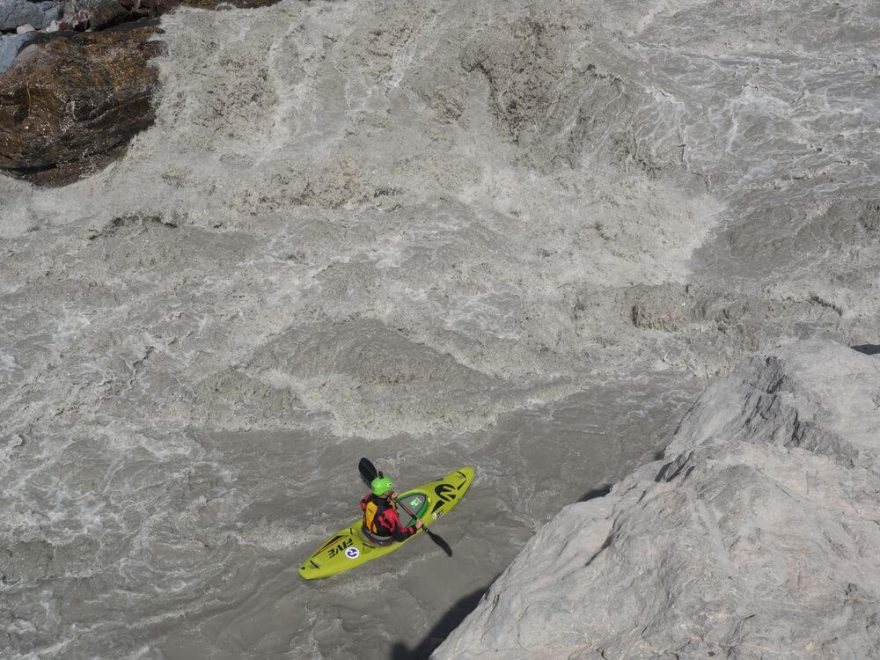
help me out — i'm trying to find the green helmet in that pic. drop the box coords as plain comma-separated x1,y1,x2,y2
371,476,394,496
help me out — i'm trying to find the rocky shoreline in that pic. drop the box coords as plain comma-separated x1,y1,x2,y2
0,0,279,185
0,21,163,185
435,340,880,658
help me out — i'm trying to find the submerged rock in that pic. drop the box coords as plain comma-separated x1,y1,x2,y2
436,340,880,658
0,21,162,185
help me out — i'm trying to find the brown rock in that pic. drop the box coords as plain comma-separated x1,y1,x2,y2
82,0,132,29
115,0,181,19
94,0,279,14
180,0,280,9
0,21,163,186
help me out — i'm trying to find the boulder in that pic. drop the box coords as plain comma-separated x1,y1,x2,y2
115,0,178,15
436,340,880,658
58,0,173,30
179,0,280,8
52,0,281,29
0,0,279,188
0,21,162,185
0,31,35,73
0,0,60,30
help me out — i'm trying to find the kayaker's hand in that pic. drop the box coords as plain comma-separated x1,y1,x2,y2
415,520,423,529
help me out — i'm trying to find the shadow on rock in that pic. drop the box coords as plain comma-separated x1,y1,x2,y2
390,582,494,660
851,344,880,355
578,483,612,502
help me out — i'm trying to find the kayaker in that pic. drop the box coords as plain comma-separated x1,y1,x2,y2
360,475,423,544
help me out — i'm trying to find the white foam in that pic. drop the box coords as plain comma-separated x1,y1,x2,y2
0,352,18,371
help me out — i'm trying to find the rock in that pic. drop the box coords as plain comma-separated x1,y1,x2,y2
100,0,280,16
0,0,60,31
63,7,91,30
0,21,162,186
0,0,281,188
50,0,281,26
0,31,35,74
115,0,180,12
60,0,146,30
436,340,880,658
664,343,880,471
15,23,33,33
85,1,128,28
179,0,280,8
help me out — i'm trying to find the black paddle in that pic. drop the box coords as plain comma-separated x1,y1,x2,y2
358,457,453,557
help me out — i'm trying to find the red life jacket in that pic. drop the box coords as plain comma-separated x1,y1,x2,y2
360,493,418,542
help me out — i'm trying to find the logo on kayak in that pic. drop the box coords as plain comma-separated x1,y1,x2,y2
434,483,456,504
432,510,445,521
329,538,354,559
432,483,457,515
345,547,360,560
319,534,347,553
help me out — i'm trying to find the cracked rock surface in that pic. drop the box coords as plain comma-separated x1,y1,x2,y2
435,341,880,659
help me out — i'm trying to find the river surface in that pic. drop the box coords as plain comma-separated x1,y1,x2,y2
1,0,879,657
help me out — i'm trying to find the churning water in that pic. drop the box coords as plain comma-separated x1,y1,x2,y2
1,0,879,657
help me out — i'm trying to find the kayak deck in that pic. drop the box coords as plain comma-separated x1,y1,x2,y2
299,467,475,580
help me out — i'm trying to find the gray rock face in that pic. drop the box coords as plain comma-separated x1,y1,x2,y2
0,31,35,72
435,340,880,658
0,0,59,30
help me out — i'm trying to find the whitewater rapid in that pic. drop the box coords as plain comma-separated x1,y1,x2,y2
1,0,878,657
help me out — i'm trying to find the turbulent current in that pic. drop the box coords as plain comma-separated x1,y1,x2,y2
1,0,879,657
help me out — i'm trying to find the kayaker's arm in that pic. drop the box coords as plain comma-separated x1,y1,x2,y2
382,507,423,541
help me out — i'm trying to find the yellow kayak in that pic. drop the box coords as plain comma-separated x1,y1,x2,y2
299,467,475,580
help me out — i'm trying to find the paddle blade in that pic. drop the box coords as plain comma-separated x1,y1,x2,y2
426,528,453,557
358,457,378,485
